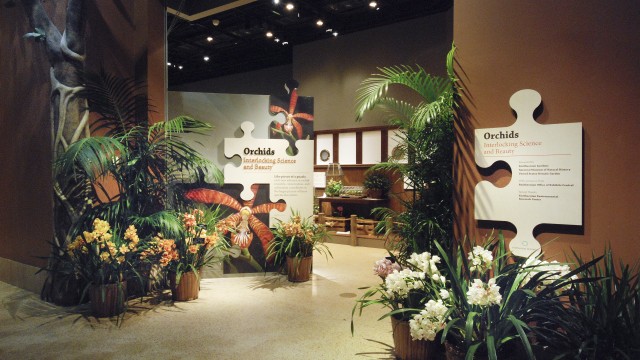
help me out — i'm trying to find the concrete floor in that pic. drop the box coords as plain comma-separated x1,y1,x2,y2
0,243,395,360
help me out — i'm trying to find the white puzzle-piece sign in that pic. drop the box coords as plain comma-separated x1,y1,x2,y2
224,121,314,223
474,89,582,257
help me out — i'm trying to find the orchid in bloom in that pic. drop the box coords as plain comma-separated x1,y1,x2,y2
467,278,502,306
520,257,576,292
409,299,449,341
373,257,401,279
468,246,493,273
384,269,426,300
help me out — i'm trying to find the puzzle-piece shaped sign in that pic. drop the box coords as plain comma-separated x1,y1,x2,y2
224,121,314,223
474,89,582,257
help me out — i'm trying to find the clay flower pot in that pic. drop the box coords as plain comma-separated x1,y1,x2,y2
169,271,200,301
286,255,313,282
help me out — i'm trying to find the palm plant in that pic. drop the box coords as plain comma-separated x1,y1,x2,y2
355,44,457,257
56,70,222,240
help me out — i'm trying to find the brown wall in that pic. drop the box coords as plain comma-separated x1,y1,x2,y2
0,1,165,269
453,1,640,264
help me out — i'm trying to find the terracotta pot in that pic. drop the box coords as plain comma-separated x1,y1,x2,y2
89,281,127,318
169,271,200,301
286,256,313,282
391,316,441,360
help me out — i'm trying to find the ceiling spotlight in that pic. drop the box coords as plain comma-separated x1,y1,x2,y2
369,1,377,7
326,28,332,32
282,41,289,45
273,0,280,4
285,3,294,11
211,19,220,26
266,31,273,38
203,56,210,62
178,65,183,70
275,38,280,43
206,36,213,42
167,62,172,66
316,19,324,26
332,31,338,37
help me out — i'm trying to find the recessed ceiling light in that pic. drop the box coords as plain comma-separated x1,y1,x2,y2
178,65,183,70
273,0,280,4
167,62,172,66
326,28,332,32
283,41,289,45
275,38,280,43
285,3,294,11
369,1,377,7
316,19,324,26
332,31,338,37
203,56,210,61
206,36,213,42
266,31,273,38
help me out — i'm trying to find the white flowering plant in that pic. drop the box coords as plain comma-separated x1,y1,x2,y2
352,251,449,341
435,232,590,360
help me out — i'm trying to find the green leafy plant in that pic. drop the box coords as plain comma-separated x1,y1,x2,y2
266,211,332,268
55,70,222,241
363,170,391,194
355,44,457,258
325,179,343,197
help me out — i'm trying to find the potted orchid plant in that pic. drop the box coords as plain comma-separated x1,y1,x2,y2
352,251,448,359
139,208,229,301
65,218,141,317
266,211,332,282
434,232,595,360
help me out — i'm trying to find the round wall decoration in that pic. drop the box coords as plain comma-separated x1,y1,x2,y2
319,149,330,162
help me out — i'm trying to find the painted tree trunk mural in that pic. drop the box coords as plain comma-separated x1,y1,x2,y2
21,0,89,301
21,0,89,248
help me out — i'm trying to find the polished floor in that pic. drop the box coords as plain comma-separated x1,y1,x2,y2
0,243,395,360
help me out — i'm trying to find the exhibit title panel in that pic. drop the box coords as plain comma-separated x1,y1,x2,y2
474,89,582,256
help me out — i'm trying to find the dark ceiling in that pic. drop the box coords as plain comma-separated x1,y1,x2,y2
166,0,452,86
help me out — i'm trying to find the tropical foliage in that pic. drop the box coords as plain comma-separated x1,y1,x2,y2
355,44,457,257
55,70,222,240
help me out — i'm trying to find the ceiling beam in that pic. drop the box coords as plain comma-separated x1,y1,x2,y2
167,0,258,22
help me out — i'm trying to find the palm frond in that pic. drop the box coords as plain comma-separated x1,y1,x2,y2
354,65,450,121
84,70,147,135
55,136,125,181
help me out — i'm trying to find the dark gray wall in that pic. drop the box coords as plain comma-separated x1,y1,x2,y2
171,9,454,131
294,9,453,131
169,64,293,95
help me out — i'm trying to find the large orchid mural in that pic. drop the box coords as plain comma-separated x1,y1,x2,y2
184,184,286,272
269,81,314,155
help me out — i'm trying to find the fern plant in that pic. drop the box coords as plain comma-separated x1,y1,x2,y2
355,44,457,258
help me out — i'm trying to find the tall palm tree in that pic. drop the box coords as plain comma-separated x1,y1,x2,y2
55,70,222,240
354,44,457,257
